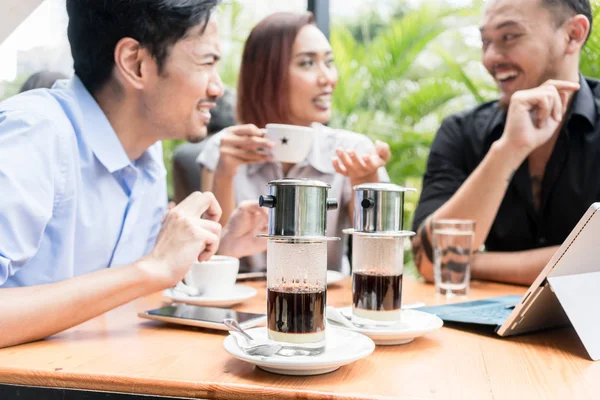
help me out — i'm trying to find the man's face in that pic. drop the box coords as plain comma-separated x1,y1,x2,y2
144,20,224,142
480,0,568,106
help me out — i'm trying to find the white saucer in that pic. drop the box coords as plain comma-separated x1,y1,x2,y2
163,284,257,307
326,270,344,285
333,307,443,345
223,326,375,376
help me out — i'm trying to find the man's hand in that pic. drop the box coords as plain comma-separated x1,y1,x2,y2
332,140,391,186
218,201,268,259
500,80,579,157
145,192,223,287
217,124,275,175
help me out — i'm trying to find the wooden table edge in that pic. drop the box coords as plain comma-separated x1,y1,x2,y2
0,367,411,400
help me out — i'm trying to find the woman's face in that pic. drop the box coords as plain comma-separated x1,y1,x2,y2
287,24,338,127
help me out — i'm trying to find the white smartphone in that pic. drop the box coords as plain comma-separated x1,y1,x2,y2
138,304,266,331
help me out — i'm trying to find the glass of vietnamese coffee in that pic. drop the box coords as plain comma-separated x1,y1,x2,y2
266,238,327,355
351,233,411,325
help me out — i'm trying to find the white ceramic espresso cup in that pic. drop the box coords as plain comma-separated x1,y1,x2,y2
184,255,240,296
265,123,314,163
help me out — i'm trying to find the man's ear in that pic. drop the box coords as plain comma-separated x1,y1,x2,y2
113,37,155,90
565,14,590,54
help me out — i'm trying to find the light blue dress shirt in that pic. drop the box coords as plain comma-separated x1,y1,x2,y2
0,76,167,287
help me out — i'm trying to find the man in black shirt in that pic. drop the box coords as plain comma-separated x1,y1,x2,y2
412,0,596,285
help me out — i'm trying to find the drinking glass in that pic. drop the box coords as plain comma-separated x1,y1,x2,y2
432,220,475,298
351,233,411,324
266,238,327,355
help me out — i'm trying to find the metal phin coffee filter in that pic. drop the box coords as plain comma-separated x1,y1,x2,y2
258,178,339,239
352,183,417,234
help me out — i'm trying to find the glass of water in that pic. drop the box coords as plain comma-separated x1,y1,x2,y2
432,219,475,298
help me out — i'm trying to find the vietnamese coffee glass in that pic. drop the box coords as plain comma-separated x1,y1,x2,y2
351,234,408,324
258,178,338,356
346,183,417,325
433,219,476,297
266,238,327,354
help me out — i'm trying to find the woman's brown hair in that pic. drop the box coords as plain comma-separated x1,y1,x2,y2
236,12,315,128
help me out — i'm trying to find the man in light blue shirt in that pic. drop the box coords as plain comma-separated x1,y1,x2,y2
0,0,267,348
0,76,168,288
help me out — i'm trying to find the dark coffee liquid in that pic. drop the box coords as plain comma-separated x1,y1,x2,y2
352,272,402,311
267,288,326,334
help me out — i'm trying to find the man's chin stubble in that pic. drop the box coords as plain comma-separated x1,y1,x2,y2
498,92,513,110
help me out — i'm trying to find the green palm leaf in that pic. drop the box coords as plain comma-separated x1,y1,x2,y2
330,26,368,118
433,45,486,103
365,4,476,90
579,0,600,78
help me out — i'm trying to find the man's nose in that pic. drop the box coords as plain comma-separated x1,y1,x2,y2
208,73,224,98
483,42,507,67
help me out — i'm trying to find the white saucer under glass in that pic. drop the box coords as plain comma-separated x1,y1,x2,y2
332,307,443,345
223,326,375,376
162,284,257,307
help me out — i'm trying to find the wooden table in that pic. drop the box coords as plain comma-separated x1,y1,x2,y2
0,278,598,400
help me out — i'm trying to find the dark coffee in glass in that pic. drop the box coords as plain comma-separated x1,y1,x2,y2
352,271,403,312
267,287,326,343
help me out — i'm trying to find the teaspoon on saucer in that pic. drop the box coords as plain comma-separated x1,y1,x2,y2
326,303,427,330
223,319,283,357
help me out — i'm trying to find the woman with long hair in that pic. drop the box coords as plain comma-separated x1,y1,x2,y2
199,12,391,273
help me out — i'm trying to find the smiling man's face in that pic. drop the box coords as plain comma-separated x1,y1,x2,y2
480,0,569,106
141,20,225,143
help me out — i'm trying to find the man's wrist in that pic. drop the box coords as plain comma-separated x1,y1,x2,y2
491,138,530,169
133,256,171,293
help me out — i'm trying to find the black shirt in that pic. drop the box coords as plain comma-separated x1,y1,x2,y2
413,75,600,252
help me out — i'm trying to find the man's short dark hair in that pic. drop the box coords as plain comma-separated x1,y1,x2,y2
542,0,593,42
66,0,220,94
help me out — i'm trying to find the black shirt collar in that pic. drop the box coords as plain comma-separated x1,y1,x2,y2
568,73,596,128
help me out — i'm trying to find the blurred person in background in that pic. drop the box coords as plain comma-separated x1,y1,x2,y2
19,71,69,92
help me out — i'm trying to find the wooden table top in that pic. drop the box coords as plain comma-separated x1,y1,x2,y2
0,277,598,400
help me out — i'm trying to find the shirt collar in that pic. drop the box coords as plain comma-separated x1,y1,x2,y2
136,141,167,183
488,104,507,140
246,123,335,176
568,73,596,128
69,75,166,182
70,75,131,174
